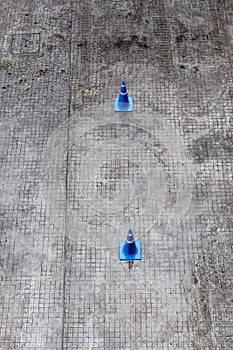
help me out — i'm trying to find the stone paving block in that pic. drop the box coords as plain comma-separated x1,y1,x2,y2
11,33,40,54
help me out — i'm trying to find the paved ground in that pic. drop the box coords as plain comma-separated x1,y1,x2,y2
0,0,233,349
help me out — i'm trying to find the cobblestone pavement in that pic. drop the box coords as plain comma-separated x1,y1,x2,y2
0,1,233,349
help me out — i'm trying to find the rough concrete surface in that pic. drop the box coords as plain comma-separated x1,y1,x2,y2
0,0,232,349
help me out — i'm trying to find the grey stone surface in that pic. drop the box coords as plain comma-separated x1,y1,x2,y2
0,0,232,349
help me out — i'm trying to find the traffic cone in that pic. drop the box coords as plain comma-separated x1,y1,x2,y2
114,80,133,112
119,229,141,260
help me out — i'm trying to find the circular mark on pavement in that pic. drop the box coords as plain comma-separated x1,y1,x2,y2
40,105,194,248
63,124,167,234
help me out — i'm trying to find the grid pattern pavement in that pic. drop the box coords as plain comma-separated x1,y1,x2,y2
0,0,233,349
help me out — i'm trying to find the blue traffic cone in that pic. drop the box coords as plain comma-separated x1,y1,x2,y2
119,229,141,260
114,80,133,112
